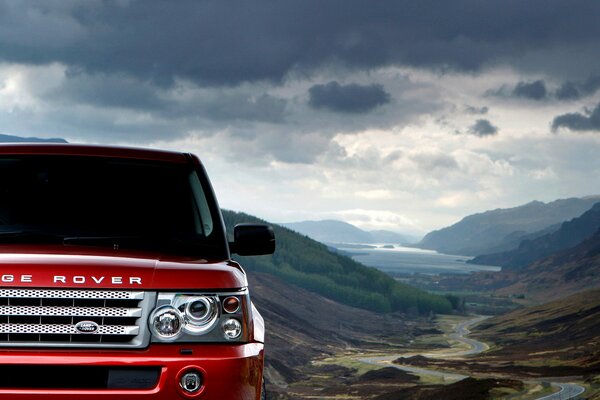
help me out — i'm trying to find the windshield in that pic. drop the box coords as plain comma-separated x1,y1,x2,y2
0,155,227,257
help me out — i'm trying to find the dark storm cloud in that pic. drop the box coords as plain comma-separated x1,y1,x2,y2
469,119,498,136
308,81,390,113
512,80,548,100
488,80,548,101
2,0,600,87
555,76,600,100
552,103,600,132
491,76,600,102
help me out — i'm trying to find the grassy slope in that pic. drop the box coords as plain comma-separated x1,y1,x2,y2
474,288,600,370
223,210,453,314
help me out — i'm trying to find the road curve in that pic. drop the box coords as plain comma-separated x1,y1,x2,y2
536,383,586,400
358,316,487,382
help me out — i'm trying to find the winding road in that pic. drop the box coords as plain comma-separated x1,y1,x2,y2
536,383,586,400
358,316,586,399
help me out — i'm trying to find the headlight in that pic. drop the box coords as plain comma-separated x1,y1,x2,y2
150,305,184,341
149,292,247,343
176,295,219,335
222,318,242,340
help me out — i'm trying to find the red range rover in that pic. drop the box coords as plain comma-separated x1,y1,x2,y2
0,144,274,399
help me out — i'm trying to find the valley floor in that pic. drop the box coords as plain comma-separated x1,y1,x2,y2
270,314,599,400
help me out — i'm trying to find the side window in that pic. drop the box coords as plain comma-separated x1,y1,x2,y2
188,172,214,236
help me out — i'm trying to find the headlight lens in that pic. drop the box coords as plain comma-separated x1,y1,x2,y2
176,295,219,334
222,318,242,340
149,306,184,341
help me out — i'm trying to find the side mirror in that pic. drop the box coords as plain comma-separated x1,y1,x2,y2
230,224,275,256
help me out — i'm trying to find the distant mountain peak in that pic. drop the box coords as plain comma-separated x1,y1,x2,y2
281,219,412,245
418,196,600,256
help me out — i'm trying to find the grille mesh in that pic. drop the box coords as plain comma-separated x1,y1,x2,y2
0,289,146,347
0,289,144,300
0,323,139,335
0,305,141,317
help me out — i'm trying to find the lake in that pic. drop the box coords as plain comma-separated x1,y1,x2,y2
333,244,501,275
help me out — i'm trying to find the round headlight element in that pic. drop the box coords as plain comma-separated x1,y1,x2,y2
222,318,242,340
182,296,219,335
222,296,240,313
150,306,183,340
186,297,212,322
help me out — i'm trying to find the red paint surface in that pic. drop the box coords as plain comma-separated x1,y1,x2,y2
0,343,264,399
0,246,247,290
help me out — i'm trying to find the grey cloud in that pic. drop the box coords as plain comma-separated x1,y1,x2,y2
412,153,459,171
487,80,548,100
469,119,498,137
47,73,287,124
552,103,600,132
2,1,600,87
512,80,548,100
308,81,390,113
465,105,489,115
555,82,580,100
49,73,167,111
555,76,600,100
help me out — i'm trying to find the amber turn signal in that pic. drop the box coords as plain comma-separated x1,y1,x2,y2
222,296,240,313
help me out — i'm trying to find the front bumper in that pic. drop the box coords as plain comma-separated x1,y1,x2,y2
0,343,264,399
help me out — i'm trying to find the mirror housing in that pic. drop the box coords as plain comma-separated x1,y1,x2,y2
230,224,275,256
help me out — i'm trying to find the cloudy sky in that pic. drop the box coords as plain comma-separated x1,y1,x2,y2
1,0,600,235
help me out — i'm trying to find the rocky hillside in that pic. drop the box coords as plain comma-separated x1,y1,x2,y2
417,197,600,256
473,287,600,370
497,228,600,300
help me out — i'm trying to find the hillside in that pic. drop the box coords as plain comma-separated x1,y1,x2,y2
282,219,412,245
0,133,67,143
473,288,600,370
497,228,600,300
417,197,600,256
470,202,600,269
223,210,453,314
247,272,414,388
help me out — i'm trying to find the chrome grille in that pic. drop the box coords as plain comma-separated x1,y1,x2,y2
0,289,154,348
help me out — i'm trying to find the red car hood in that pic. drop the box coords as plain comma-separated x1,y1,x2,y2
0,245,247,290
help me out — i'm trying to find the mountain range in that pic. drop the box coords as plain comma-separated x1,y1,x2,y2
417,196,600,256
0,133,67,143
470,202,600,269
281,219,417,245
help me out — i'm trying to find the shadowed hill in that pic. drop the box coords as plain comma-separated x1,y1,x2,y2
496,227,600,300
470,202,600,269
